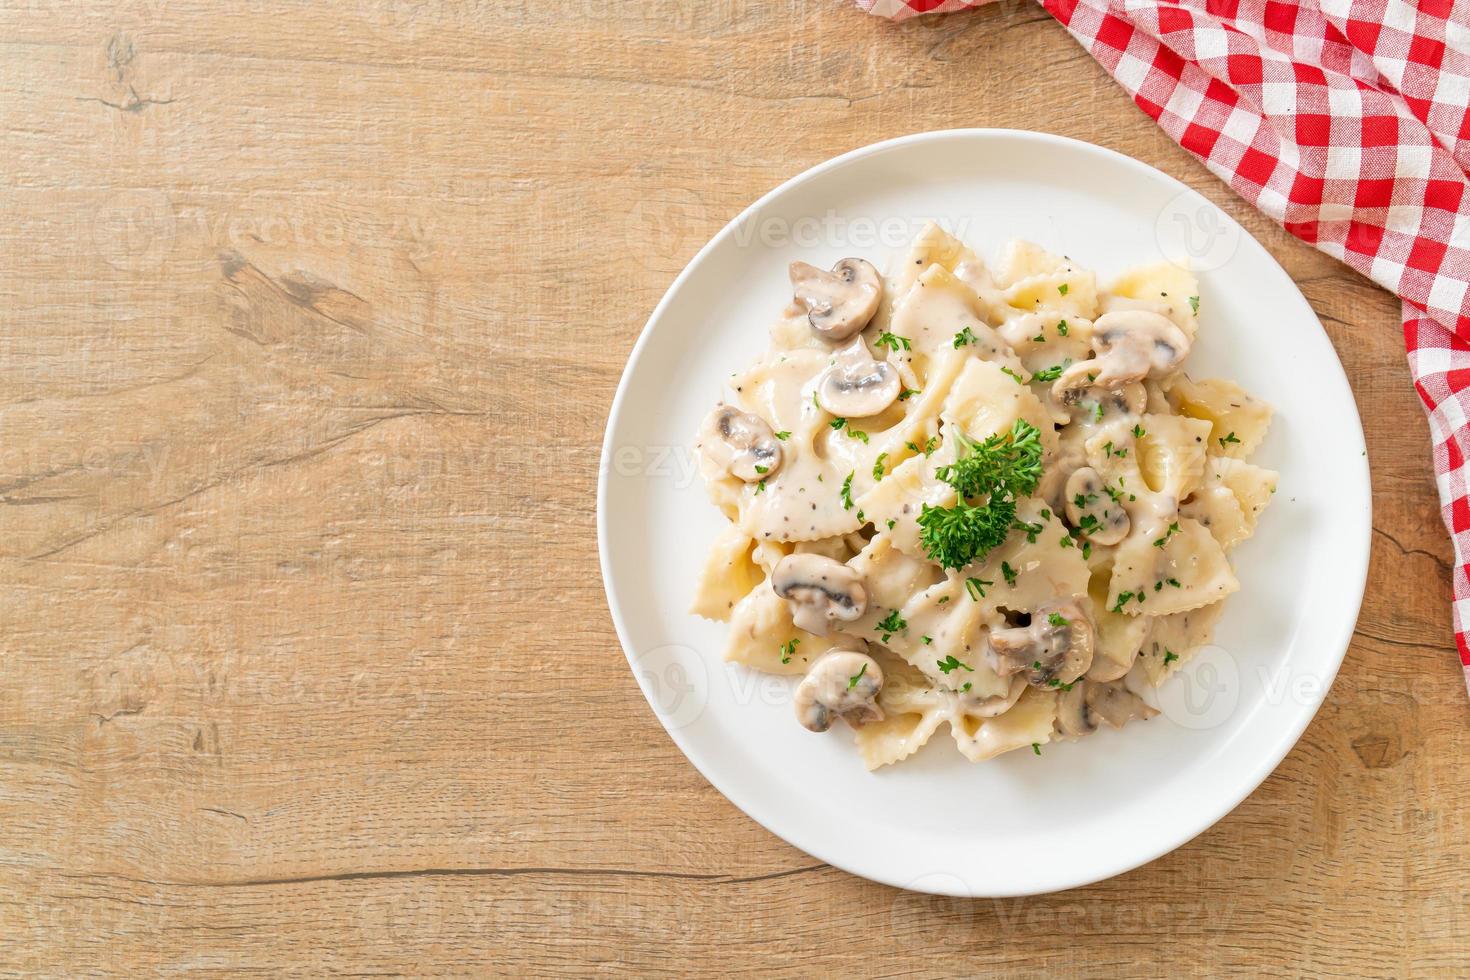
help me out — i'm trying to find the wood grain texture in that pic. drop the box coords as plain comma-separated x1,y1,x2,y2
0,0,1465,975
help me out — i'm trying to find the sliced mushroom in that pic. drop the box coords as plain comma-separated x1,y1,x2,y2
816,337,901,417
698,404,783,483
953,675,1026,718
771,553,867,635
789,258,882,341
986,599,1095,687
794,645,884,732
1052,311,1190,406
1064,466,1130,546
1056,679,1158,737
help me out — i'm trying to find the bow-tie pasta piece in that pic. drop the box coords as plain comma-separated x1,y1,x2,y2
853,647,951,769
1167,375,1273,459
1204,456,1278,534
890,221,981,296
690,528,787,622
1180,486,1251,552
724,582,840,675
1134,413,1214,498
1109,517,1239,617
1139,600,1227,685
951,685,1060,763
888,266,1018,387
1086,569,1153,681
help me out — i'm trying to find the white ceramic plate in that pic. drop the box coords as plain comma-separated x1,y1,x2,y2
598,130,1370,896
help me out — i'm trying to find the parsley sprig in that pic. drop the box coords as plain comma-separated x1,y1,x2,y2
933,420,1043,500
916,420,1044,569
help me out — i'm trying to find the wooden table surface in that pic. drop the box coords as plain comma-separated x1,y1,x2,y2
2,0,1466,975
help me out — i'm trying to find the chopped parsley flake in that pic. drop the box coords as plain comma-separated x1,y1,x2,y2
779,638,800,664
921,635,933,645
1112,591,1136,613
1163,648,1180,665
1048,612,1070,627
774,430,790,440
953,326,977,348
876,332,912,352
847,663,868,689
875,610,906,642
755,464,768,474
1152,521,1181,548
936,654,973,675
1057,283,1069,296
1030,359,1071,384
965,577,993,601
898,388,919,401
1056,319,1069,336
1000,366,1025,384
873,452,888,481
1219,431,1241,448
1014,519,1043,543
1188,295,1200,314
754,480,766,495
905,435,941,457
1132,424,1146,438
840,471,855,510
1001,561,1018,586
1032,742,1042,756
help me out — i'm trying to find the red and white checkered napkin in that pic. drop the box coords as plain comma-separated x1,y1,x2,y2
860,0,1470,693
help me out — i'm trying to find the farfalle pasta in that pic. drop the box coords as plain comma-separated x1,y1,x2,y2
691,224,1277,769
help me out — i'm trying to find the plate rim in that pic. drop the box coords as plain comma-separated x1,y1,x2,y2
597,128,1372,896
